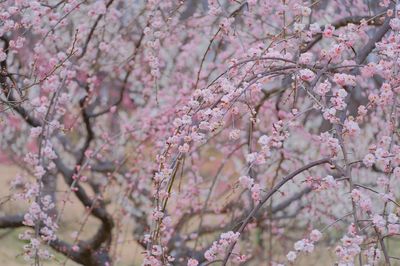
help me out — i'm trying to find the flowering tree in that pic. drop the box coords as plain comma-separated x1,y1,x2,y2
0,0,400,265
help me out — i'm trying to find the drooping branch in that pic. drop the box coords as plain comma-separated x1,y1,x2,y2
0,36,41,127
78,0,115,59
356,15,392,64
220,158,332,265
301,14,387,53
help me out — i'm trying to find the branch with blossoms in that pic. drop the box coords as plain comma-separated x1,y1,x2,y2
220,158,333,265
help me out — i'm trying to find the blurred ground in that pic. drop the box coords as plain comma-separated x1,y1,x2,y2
0,165,144,266
1,164,399,265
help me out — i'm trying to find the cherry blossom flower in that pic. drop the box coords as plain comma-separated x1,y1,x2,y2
323,24,335,38
310,230,322,242
187,258,198,266
238,176,254,189
299,69,316,82
363,153,376,167
286,251,297,262
229,129,241,140
314,80,331,96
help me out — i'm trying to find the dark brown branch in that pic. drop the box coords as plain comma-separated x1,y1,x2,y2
0,215,91,264
0,214,24,228
356,15,392,64
270,187,312,214
53,158,113,230
78,0,115,59
0,36,41,127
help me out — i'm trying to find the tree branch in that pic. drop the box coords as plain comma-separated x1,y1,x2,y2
221,158,332,265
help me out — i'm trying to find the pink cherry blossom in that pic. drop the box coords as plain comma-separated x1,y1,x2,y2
310,230,322,242
187,258,199,266
286,251,297,262
323,24,335,38
0,1,399,265
299,69,316,82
